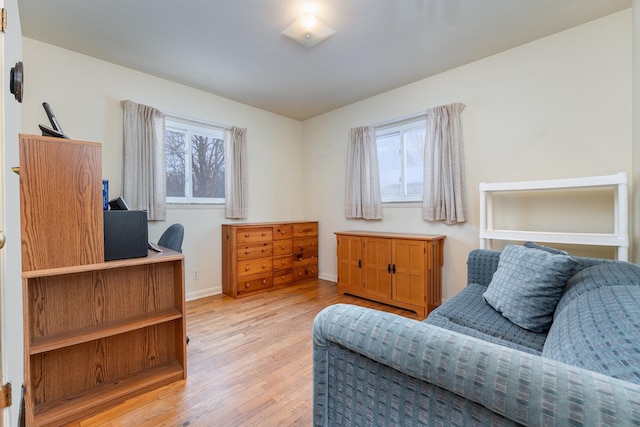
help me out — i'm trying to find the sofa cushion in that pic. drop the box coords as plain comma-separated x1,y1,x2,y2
482,244,578,332
554,262,640,319
425,283,547,354
543,285,640,385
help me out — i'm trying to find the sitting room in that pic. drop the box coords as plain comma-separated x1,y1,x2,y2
1,0,639,426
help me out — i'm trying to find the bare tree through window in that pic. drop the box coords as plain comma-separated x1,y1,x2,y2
165,119,226,203
166,130,186,197
191,134,225,198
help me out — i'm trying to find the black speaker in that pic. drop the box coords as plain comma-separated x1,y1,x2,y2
103,210,148,261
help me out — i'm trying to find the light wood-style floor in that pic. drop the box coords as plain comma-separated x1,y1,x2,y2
72,279,420,427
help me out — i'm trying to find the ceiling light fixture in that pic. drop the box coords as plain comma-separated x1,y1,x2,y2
281,13,335,48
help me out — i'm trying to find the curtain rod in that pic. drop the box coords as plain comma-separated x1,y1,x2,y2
164,110,233,130
373,111,427,129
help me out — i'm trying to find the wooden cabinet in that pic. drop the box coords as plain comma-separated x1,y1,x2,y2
335,231,445,318
19,135,187,426
222,221,318,298
19,134,104,271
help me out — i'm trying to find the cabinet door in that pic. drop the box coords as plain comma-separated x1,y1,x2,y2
336,235,362,293
363,238,392,299
392,239,425,306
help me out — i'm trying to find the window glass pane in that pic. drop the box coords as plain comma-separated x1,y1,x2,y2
377,132,401,198
166,129,186,197
404,128,425,197
191,134,225,198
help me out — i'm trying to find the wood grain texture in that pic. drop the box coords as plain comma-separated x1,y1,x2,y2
335,231,445,318
223,222,318,298
19,135,103,271
23,254,186,426
73,279,420,427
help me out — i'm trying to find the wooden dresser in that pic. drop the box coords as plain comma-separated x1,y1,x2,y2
222,221,318,298
335,231,445,318
19,135,186,426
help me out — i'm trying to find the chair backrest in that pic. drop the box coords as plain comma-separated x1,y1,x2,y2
158,223,184,253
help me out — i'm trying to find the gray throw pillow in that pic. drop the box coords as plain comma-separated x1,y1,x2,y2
483,244,578,332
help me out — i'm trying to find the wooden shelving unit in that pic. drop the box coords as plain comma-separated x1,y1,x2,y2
19,135,187,426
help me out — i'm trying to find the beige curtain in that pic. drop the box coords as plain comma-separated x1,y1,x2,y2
224,126,248,219
422,103,467,224
345,126,382,220
121,100,166,220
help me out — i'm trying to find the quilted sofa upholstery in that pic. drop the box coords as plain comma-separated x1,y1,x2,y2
313,249,640,426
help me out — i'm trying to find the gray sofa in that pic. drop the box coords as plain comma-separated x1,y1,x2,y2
313,248,640,426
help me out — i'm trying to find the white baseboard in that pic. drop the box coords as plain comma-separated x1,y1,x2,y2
186,286,221,301
319,273,337,282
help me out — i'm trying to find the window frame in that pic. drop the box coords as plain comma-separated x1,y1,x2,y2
165,116,226,205
375,115,426,203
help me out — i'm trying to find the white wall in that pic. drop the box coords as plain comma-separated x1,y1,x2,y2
21,39,305,299
634,0,640,262
3,0,23,423
303,10,633,301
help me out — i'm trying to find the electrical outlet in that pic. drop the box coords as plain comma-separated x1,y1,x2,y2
192,269,200,280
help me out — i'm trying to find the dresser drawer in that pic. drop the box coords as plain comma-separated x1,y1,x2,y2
273,240,293,256
293,222,318,238
293,263,318,282
273,255,293,271
294,237,318,254
237,275,273,296
237,257,273,278
273,224,293,240
236,227,273,244
237,242,273,261
293,251,318,266
273,270,293,287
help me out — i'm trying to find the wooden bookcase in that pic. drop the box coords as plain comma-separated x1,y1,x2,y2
19,135,187,426
335,231,445,318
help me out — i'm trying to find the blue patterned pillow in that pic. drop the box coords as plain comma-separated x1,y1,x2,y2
483,244,578,332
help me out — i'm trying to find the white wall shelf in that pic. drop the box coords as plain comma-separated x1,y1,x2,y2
479,172,629,261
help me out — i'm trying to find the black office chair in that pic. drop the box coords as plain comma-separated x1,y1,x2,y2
158,224,189,344
158,223,184,253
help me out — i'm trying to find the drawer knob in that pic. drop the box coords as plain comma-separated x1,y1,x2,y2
262,232,267,236
281,245,286,249
262,279,267,284
281,230,286,235
245,283,250,288
245,250,250,254
281,260,286,265
245,233,250,237
262,248,266,252
281,275,286,279
245,267,251,271
262,264,267,269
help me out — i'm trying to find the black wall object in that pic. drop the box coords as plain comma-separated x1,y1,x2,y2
10,61,23,103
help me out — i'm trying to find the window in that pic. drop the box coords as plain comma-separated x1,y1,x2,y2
165,118,225,204
376,117,426,202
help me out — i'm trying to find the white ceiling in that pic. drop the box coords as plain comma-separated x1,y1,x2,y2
18,0,632,121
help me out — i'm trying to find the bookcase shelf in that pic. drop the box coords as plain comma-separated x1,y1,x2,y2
32,361,184,427
479,172,629,260
19,134,187,426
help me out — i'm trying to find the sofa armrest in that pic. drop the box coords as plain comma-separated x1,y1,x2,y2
467,249,501,287
313,304,640,426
